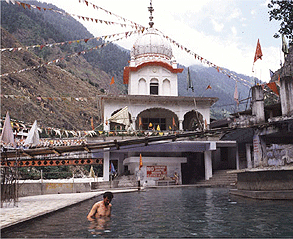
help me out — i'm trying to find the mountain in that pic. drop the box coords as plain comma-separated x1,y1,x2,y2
1,1,126,130
178,64,255,119
1,1,257,131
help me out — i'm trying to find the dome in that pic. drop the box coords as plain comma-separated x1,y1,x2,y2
131,28,173,59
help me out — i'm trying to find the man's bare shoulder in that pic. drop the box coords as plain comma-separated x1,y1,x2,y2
93,201,103,207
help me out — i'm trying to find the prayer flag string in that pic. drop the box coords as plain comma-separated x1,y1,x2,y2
4,0,141,30
0,29,143,77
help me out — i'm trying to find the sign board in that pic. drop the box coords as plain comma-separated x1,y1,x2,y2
146,166,167,177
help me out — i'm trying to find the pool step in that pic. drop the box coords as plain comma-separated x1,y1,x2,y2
114,175,138,188
195,170,237,188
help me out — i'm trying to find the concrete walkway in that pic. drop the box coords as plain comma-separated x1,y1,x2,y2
0,188,138,229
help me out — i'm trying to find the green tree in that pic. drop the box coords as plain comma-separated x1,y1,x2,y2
268,0,293,45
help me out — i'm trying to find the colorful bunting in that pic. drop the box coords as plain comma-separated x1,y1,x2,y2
78,0,144,29
0,94,97,102
4,0,141,30
1,29,143,77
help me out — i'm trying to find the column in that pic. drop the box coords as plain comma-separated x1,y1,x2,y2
132,117,136,131
251,85,265,123
280,76,293,116
204,151,212,180
235,145,239,170
253,132,268,167
246,144,252,169
104,120,110,132
103,150,110,181
179,119,183,131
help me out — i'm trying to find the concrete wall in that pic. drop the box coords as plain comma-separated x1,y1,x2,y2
17,182,91,197
237,170,293,191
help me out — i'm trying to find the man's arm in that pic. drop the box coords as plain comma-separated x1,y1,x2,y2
87,202,99,220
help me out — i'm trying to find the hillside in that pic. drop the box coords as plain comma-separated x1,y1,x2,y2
1,1,125,130
1,0,258,131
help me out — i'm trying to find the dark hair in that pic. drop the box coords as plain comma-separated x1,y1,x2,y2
103,191,113,200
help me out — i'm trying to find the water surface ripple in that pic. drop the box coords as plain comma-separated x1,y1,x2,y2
2,188,293,238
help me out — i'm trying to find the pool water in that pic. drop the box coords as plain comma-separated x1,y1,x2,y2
2,187,293,238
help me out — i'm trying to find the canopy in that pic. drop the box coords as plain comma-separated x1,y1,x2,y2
108,106,130,127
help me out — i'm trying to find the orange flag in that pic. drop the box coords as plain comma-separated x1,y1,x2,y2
110,76,115,85
90,117,94,130
172,117,176,127
139,154,143,170
254,39,263,63
266,82,279,96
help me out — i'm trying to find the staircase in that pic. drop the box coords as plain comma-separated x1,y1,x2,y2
113,175,138,188
195,170,237,188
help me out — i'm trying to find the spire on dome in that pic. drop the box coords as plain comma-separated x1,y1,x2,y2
148,0,154,28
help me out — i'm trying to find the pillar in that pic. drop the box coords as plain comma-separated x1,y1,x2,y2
132,117,136,131
104,120,110,132
235,145,239,170
246,144,252,169
179,120,183,131
103,150,110,181
204,151,212,180
280,76,293,116
253,132,268,167
251,85,265,123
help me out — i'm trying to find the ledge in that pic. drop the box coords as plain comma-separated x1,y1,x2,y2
230,189,293,200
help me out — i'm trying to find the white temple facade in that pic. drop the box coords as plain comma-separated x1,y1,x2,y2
103,27,217,133
97,2,237,186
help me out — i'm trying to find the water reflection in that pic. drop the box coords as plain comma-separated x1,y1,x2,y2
2,188,293,238
88,217,111,236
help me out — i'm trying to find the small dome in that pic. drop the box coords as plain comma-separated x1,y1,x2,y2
131,28,173,59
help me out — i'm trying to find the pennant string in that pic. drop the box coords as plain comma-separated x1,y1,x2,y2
155,28,254,88
1,28,144,53
0,29,143,77
78,0,144,29
7,0,142,31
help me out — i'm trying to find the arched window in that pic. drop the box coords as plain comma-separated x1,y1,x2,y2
138,78,147,95
162,79,171,96
150,78,159,95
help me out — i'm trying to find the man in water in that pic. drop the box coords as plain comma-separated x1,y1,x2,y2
87,191,113,221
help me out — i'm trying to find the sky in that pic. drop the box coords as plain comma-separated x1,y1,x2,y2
40,0,287,82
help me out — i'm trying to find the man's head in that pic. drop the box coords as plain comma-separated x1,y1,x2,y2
103,191,113,206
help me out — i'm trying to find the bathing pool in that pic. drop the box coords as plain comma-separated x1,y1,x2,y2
2,187,293,238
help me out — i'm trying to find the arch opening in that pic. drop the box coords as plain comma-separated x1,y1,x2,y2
136,108,178,131
183,110,204,131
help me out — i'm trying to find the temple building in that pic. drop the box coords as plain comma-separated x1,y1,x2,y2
97,2,237,186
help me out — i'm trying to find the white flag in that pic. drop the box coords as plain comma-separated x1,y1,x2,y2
0,112,15,146
24,120,40,146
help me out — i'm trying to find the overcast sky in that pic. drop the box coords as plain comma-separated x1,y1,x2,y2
41,0,286,82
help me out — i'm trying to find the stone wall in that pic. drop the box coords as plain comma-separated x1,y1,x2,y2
17,182,91,197
237,170,293,191
267,144,293,166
